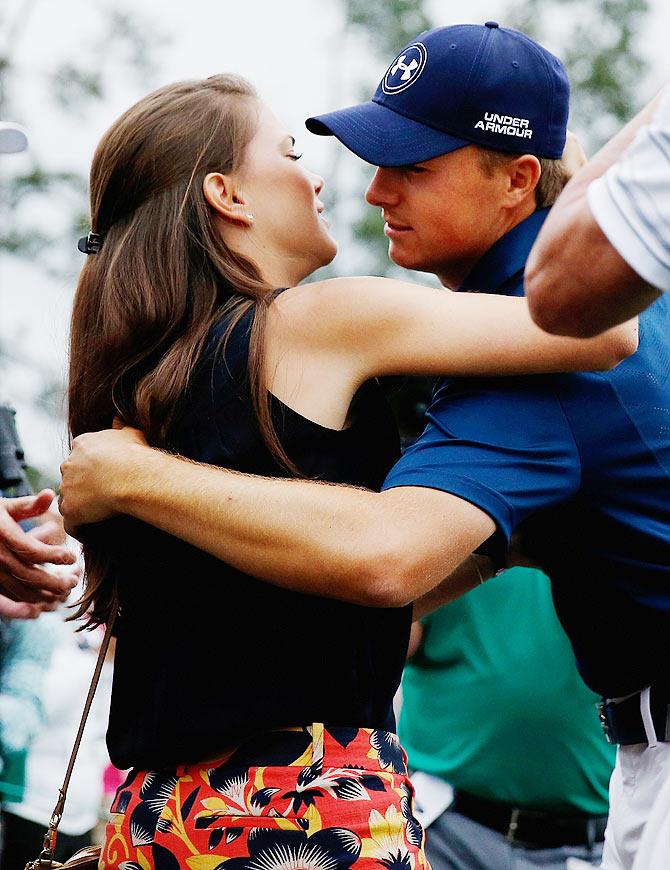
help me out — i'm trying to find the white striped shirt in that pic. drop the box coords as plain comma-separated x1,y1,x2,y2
588,93,670,292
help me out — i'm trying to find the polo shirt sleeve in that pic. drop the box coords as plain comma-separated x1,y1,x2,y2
381,377,581,547
587,93,670,292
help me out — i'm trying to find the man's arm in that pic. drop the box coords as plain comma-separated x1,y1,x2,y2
59,429,495,608
525,87,668,337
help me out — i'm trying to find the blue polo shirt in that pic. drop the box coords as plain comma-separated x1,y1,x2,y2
383,208,670,698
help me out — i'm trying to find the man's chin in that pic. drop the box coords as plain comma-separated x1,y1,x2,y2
388,243,424,272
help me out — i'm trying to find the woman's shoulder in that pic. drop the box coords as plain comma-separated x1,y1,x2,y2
270,277,389,314
267,277,392,352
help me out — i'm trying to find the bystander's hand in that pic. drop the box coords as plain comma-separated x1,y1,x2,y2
59,423,149,536
0,490,79,615
561,130,588,179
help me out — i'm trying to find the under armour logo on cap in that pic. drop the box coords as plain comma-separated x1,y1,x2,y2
382,43,427,94
392,55,418,80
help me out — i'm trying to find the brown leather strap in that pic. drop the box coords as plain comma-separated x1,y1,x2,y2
38,603,117,866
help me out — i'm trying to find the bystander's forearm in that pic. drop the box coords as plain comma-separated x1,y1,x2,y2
526,86,668,336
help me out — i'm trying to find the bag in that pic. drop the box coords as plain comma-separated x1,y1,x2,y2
25,845,101,869
24,608,116,870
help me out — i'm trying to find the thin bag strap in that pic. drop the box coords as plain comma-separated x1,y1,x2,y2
37,605,117,867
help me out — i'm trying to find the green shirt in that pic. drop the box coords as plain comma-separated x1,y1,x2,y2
399,568,615,814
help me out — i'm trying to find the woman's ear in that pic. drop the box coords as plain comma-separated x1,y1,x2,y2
203,172,254,227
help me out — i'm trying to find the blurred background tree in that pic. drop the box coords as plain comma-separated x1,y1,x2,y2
0,0,169,269
0,0,170,482
504,0,649,151
339,0,432,279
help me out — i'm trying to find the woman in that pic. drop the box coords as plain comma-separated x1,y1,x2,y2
68,75,632,869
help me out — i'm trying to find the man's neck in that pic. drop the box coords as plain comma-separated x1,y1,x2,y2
438,202,538,290
436,258,481,291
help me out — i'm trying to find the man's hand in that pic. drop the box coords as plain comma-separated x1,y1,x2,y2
0,490,79,609
59,425,148,535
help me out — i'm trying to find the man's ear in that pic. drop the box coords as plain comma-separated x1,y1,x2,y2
203,172,254,227
505,154,541,206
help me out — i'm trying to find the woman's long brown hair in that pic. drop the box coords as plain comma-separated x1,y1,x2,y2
69,75,290,627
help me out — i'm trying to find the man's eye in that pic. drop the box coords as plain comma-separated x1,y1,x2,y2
404,165,426,174
288,152,303,161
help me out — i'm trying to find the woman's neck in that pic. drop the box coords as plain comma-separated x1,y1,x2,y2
228,230,312,290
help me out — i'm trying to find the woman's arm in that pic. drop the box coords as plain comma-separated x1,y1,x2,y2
269,277,637,391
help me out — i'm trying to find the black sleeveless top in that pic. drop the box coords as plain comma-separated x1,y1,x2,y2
106,307,411,770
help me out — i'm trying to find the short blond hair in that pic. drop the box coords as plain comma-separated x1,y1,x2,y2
477,147,569,209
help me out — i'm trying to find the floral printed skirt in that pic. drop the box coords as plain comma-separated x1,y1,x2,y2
101,723,429,869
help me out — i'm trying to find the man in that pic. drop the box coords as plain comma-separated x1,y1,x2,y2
526,87,669,336
0,121,77,618
61,23,667,870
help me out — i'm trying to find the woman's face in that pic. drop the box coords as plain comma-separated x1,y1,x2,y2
239,102,337,281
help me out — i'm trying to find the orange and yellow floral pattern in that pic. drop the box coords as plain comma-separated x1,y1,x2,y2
101,724,429,870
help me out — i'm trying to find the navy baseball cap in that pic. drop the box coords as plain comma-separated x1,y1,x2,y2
306,22,570,166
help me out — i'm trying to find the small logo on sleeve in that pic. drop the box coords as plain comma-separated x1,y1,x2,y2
475,112,533,139
382,43,428,94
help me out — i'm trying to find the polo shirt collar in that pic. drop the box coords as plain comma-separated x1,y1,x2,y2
460,207,550,295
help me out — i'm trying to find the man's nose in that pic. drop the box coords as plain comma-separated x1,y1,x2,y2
365,168,399,207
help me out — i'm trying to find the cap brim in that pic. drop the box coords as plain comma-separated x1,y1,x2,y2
0,122,28,154
306,100,469,167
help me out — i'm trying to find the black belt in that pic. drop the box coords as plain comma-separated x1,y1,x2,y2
450,790,607,850
598,688,670,746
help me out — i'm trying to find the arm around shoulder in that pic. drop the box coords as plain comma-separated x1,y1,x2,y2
119,455,496,609
61,429,495,609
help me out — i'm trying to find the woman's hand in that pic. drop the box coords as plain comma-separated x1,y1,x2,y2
59,425,149,536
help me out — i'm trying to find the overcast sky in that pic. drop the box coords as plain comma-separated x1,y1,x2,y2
1,0,668,473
